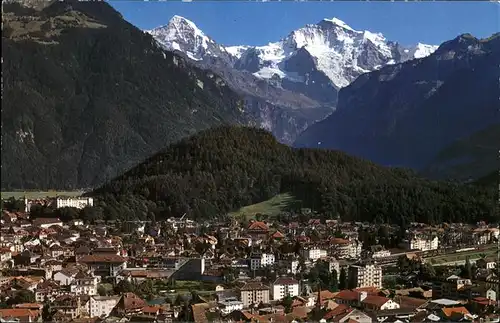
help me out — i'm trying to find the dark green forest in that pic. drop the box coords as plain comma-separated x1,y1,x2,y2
91,126,497,224
2,0,254,189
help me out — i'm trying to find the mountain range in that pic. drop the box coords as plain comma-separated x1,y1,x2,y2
149,15,437,104
294,33,500,180
147,16,439,146
2,0,497,190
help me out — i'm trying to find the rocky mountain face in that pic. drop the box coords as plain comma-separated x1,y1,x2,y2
149,16,438,105
294,33,500,180
148,16,437,144
2,0,259,190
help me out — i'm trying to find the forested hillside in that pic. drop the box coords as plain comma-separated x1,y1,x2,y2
92,126,497,224
2,0,255,189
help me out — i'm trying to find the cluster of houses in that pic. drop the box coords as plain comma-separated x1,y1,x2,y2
0,198,499,322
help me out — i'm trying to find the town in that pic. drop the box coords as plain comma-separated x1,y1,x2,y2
0,195,499,323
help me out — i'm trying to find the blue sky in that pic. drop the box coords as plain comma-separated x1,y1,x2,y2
110,1,499,47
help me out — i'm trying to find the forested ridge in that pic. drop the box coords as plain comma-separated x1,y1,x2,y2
92,126,497,224
2,0,254,190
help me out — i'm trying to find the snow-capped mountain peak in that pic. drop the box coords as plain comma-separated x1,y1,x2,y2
322,17,357,32
150,15,438,102
413,42,439,58
148,15,223,61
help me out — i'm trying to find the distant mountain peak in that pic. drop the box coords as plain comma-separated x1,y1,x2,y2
168,15,201,31
321,17,357,32
148,14,221,61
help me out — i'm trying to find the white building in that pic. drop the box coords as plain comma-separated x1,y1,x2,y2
250,253,275,270
54,269,79,285
348,263,383,289
330,238,362,259
409,236,439,251
272,277,300,301
359,291,400,310
55,197,94,209
70,273,99,296
88,295,120,318
300,248,327,262
372,249,391,259
218,298,244,315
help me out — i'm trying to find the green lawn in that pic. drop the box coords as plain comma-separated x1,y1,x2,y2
228,193,301,220
1,191,85,199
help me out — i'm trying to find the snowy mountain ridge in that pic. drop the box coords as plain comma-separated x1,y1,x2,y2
148,15,438,92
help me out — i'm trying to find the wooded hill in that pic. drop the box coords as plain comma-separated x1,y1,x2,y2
2,0,255,190
92,126,497,224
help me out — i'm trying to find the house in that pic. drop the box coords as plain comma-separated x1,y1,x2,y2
404,235,439,251
247,221,269,239
358,292,400,311
371,245,391,259
78,254,127,278
239,282,270,307
69,271,99,296
89,295,120,318
330,238,362,259
249,252,275,270
0,308,40,322
324,308,373,323
300,247,327,262
35,280,63,302
31,218,63,229
272,277,300,301
440,306,472,321
0,248,12,263
112,292,147,316
51,295,82,319
49,244,65,258
53,268,80,285
55,197,93,209
348,264,382,289
218,297,244,315
431,275,472,300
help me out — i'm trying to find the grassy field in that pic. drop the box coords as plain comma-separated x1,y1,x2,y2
228,193,301,220
426,246,498,265
1,191,85,199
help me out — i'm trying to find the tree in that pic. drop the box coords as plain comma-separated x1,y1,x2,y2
54,207,79,222
339,268,348,290
282,295,293,313
330,269,339,292
3,197,25,212
464,257,473,279
7,290,35,305
79,206,104,223
114,280,135,294
97,285,108,296
42,302,53,321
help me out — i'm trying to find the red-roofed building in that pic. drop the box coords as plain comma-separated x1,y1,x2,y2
247,221,269,239
359,293,400,311
0,308,40,322
78,254,127,278
270,231,285,240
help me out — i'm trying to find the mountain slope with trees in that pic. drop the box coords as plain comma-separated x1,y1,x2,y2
294,33,500,181
421,124,500,181
1,0,256,190
91,126,497,224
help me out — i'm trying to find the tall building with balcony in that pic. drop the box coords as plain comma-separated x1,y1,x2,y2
348,263,382,289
